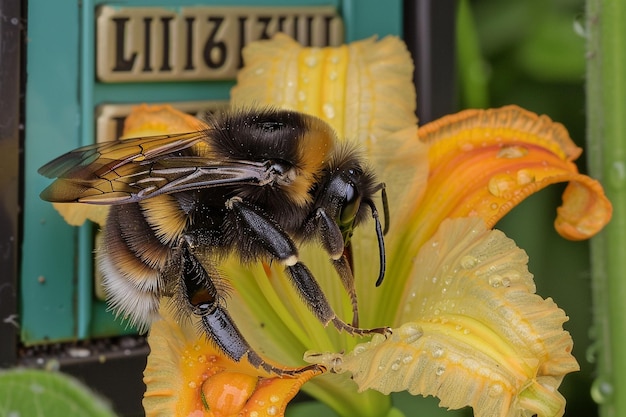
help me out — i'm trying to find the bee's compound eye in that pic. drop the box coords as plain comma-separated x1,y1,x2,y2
340,184,361,226
258,121,284,132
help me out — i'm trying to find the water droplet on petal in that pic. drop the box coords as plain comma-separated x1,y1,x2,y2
432,346,444,358
497,145,528,158
488,174,516,197
267,405,279,415
400,323,423,344
516,169,535,185
435,365,446,376
489,383,504,397
323,103,335,119
489,275,503,287
305,56,318,67
460,255,478,269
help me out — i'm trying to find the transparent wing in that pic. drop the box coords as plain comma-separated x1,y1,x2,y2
39,132,271,204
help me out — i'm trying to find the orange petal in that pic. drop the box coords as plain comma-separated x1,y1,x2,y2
122,104,207,138
143,299,321,417
405,105,611,249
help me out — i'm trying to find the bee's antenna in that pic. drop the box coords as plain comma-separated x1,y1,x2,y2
379,183,389,235
368,200,386,287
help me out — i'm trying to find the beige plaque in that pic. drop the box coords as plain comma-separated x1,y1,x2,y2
96,5,343,82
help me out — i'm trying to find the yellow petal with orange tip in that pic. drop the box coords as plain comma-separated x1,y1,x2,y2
405,105,612,250
143,299,322,417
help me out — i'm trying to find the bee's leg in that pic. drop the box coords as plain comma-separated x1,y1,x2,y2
180,243,323,376
314,208,360,327
229,199,389,337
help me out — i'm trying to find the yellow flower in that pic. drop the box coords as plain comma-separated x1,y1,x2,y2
50,35,612,417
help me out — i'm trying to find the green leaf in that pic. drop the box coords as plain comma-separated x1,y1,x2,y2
0,369,117,417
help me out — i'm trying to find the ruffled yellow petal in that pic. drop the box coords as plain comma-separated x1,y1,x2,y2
143,299,321,417
308,217,579,417
406,106,612,250
231,33,417,146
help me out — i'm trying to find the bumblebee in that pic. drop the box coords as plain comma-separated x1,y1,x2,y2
39,108,389,375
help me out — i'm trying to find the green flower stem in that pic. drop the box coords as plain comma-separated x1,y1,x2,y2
586,0,626,414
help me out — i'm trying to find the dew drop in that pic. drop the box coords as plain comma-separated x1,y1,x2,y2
270,395,280,403
305,56,318,67
497,145,528,158
489,383,504,397
489,275,503,288
354,345,366,355
250,412,259,417
297,91,307,101
431,276,438,284
432,346,444,358
267,405,279,415
403,355,414,364
501,277,511,287
328,71,338,81
391,360,401,371
586,343,598,364
591,377,614,404
488,174,516,197
460,255,478,269
323,103,336,119
400,323,423,344
516,169,535,185
610,161,626,189
435,365,446,376
433,308,441,315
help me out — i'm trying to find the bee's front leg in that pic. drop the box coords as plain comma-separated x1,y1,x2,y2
228,198,389,338
180,242,321,376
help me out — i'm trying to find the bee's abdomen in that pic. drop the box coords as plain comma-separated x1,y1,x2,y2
97,201,180,331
